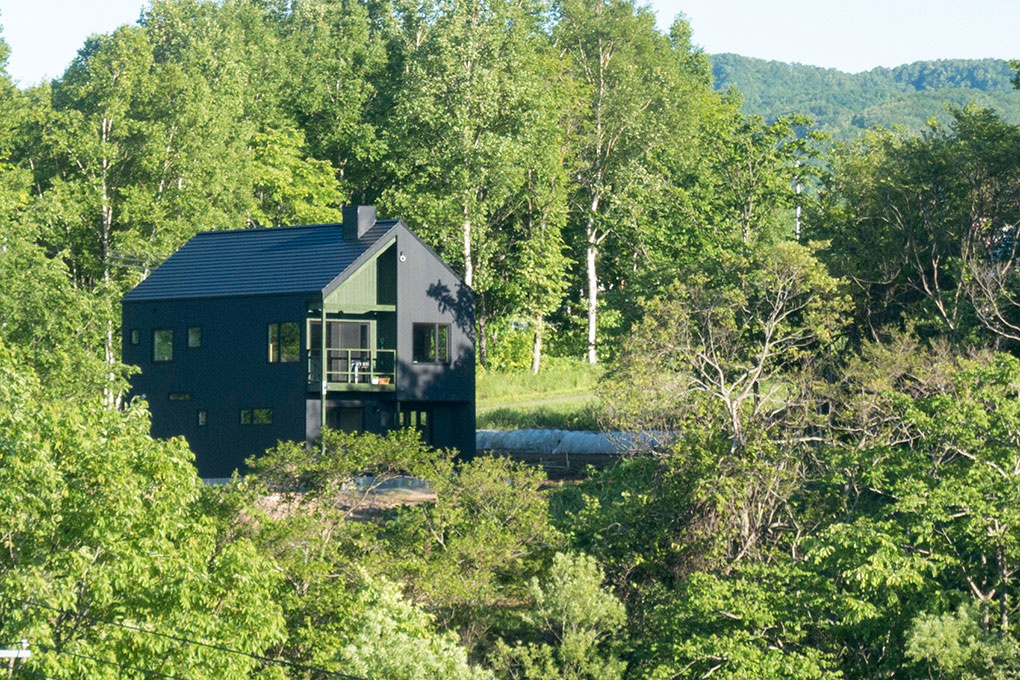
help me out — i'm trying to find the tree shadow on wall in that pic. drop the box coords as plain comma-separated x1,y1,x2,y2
426,281,475,336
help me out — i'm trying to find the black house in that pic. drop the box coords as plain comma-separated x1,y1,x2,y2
121,206,475,478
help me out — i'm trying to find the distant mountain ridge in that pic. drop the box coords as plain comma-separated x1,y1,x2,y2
710,54,1020,141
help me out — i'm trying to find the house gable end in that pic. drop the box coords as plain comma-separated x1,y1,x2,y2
321,224,400,300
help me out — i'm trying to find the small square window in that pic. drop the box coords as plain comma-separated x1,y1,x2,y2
130,329,140,345
412,323,450,363
187,326,202,348
153,329,173,362
197,410,207,426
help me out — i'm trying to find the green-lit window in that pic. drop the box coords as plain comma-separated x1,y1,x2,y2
153,329,173,363
197,410,207,426
437,325,449,362
130,329,140,345
268,322,300,363
412,323,450,364
240,408,272,425
187,326,202,348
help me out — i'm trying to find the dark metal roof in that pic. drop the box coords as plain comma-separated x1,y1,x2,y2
122,220,399,302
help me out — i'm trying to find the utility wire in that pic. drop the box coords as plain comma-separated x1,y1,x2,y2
10,598,366,680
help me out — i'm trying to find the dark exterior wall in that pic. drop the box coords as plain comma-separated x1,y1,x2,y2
123,220,477,474
305,393,398,444
122,294,311,477
393,226,475,457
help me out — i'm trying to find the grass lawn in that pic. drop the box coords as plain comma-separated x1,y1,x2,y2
476,360,601,430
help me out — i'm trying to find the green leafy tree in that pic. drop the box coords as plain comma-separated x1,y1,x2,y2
341,577,494,680
492,552,626,680
380,454,561,653
0,341,285,679
906,605,1020,679
240,427,448,672
554,3,712,363
811,106,1020,346
277,0,390,200
601,240,847,454
379,0,570,366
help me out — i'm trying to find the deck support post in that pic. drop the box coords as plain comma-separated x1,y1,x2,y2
320,304,327,451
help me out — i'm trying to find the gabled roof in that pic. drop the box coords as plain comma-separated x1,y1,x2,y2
122,220,399,302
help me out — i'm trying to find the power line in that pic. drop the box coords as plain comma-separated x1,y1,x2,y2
10,598,366,680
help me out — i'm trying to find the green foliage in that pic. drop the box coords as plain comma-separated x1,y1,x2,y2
12,5,1020,679
240,428,449,672
245,429,562,665
0,342,284,678
906,605,1020,679
485,318,538,373
379,454,560,651
811,106,1020,346
340,577,494,680
639,565,840,680
600,240,847,447
712,54,1020,142
492,552,626,680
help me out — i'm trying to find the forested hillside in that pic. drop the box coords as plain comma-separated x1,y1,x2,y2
4,1,1020,679
712,53,1020,140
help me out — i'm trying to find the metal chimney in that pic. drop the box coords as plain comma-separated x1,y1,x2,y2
342,205,377,240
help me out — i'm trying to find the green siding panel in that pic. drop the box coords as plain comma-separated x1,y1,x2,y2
324,240,397,310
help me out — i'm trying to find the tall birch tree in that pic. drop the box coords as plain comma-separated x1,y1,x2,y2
379,0,569,365
555,3,712,363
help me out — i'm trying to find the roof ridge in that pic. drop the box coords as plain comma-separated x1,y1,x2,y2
191,219,401,238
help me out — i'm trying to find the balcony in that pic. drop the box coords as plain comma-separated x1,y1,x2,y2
308,347,396,392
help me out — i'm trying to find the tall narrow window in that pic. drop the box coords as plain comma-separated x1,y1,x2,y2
197,410,207,426
187,326,202,348
268,322,300,362
437,325,449,363
130,329,140,345
280,322,299,362
412,323,450,364
153,329,173,363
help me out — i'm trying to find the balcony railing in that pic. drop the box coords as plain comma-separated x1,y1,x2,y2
308,348,396,389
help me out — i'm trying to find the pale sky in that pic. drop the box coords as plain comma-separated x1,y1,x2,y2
0,0,1017,86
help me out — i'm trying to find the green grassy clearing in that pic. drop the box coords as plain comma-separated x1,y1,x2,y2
476,360,601,430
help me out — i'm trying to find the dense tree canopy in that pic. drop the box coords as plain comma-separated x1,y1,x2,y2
712,54,1020,142
4,2,1020,679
